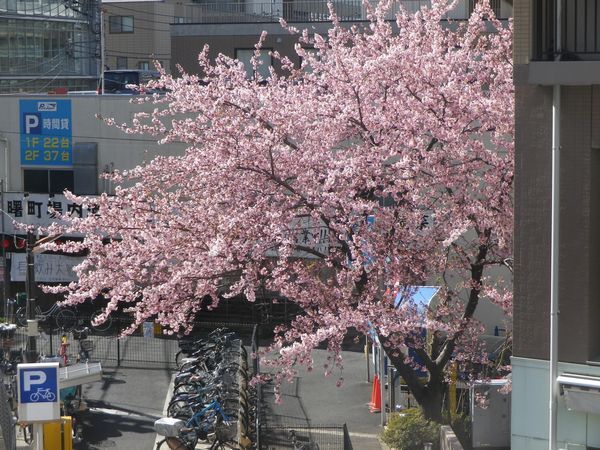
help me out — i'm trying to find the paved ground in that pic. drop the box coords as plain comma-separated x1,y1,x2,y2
260,348,385,450
10,336,388,450
14,365,173,450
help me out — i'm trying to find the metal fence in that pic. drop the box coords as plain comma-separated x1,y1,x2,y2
3,319,259,369
259,424,351,450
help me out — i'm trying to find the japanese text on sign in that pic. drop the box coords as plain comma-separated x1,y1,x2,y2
2,192,94,236
20,100,72,166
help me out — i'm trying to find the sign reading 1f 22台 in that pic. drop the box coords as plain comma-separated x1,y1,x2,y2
20,99,72,166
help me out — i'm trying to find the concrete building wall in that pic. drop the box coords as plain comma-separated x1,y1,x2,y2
514,84,600,364
513,0,530,65
104,0,179,72
0,94,185,193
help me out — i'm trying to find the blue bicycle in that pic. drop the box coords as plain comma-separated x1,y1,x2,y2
156,399,235,450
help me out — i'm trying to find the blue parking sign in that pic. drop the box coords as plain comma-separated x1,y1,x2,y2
19,99,72,166
19,365,58,404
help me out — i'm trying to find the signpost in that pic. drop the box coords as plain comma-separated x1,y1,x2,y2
17,362,60,450
17,362,60,422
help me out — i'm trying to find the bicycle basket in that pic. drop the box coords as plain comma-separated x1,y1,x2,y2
154,417,185,437
80,340,94,352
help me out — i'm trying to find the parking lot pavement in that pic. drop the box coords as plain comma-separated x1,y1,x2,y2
261,348,385,450
75,365,173,450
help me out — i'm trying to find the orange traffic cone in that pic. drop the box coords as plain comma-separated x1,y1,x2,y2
368,374,378,408
369,375,381,413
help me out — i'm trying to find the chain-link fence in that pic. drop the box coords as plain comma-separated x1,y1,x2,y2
5,319,259,369
259,424,351,450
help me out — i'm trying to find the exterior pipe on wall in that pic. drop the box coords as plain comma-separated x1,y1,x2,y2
549,82,560,450
549,0,562,448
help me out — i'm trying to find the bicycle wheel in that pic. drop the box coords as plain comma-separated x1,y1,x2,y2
90,309,113,333
55,309,77,331
167,400,195,419
16,306,41,327
176,351,194,369
179,429,199,450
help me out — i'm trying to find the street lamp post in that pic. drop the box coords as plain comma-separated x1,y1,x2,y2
24,229,37,362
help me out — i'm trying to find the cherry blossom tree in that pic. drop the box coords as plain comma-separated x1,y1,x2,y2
44,0,513,421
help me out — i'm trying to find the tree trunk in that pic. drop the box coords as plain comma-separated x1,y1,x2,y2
383,342,447,423
417,380,446,422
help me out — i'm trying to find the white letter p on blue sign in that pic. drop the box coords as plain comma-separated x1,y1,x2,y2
24,371,46,391
24,114,39,134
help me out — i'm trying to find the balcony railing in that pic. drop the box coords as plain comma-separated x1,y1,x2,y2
183,0,508,24
534,0,600,60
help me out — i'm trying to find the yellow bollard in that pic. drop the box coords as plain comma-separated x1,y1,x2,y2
449,362,457,421
43,417,72,450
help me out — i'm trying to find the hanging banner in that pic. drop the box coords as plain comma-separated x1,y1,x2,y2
10,253,84,283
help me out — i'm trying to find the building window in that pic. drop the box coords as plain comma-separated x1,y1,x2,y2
235,49,272,81
116,56,127,69
109,16,134,33
138,61,150,70
24,169,74,194
174,16,185,24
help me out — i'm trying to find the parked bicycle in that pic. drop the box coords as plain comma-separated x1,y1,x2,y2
73,326,94,363
16,301,112,333
155,400,233,450
16,302,77,330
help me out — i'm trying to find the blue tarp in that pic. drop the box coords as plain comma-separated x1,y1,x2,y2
394,286,440,310
368,286,440,342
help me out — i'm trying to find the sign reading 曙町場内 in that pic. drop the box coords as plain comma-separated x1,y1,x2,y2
20,99,72,166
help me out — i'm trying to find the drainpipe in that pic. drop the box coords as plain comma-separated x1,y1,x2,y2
549,0,562,445
0,134,9,189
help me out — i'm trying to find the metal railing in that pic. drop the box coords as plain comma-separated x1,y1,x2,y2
534,0,600,60
183,0,503,24
260,424,350,449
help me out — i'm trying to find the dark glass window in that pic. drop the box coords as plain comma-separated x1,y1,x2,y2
23,170,48,193
24,169,74,194
49,170,74,193
109,16,134,34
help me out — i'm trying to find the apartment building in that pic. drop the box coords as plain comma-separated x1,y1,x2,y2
103,0,186,72
171,0,512,76
0,0,100,93
512,0,600,448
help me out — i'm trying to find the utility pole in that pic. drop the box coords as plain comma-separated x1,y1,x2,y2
24,229,37,363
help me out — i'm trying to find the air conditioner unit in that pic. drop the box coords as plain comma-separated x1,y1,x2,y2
558,373,600,415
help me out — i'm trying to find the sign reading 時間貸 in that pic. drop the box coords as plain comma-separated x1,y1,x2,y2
17,363,60,422
20,99,72,166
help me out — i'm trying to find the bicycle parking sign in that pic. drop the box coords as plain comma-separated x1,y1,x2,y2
17,362,60,421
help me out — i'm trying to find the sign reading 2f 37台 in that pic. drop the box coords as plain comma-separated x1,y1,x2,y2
20,99,72,166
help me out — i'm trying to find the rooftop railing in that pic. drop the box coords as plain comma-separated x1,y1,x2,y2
183,0,507,24
534,0,600,60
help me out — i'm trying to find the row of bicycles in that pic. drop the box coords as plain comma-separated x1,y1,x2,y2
154,328,256,450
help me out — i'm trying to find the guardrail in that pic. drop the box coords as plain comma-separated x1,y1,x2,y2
534,0,600,60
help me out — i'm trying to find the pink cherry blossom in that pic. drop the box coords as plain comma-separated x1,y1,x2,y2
42,0,512,420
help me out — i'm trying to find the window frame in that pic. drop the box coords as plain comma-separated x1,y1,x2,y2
108,15,134,34
23,169,74,194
